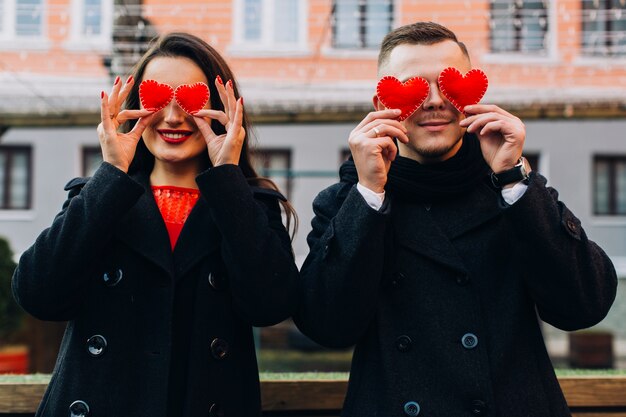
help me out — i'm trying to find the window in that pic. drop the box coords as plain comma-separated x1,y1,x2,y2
82,0,102,35
251,149,291,198
82,147,102,177
594,156,626,215
16,0,43,37
489,0,548,54
0,146,32,210
582,0,626,57
235,0,305,50
332,0,393,49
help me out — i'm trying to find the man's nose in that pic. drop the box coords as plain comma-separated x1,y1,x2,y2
422,82,446,111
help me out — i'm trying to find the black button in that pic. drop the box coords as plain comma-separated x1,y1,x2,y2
103,269,123,287
566,220,577,233
208,403,223,417
470,399,487,415
403,401,421,416
396,335,412,352
455,274,469,285
392,272,406,287
210,338,229,360
461,333,478,349
208,272,226,291
86,335,107,357
69,400,90,417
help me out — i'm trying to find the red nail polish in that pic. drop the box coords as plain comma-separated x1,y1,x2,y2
114,76,120,85
216,75,223,85
240,97,244,106
101,91,104,99
227,79,233,89
126,75,133,84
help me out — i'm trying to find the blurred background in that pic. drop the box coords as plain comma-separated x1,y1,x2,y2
0,0,625,374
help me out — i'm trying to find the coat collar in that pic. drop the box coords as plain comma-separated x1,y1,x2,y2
392,181,504,274
115,171,220,279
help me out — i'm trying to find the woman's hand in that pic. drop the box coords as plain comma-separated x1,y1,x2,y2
97,76,154,173
193,77,245,167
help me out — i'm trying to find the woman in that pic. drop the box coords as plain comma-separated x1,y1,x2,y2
12,33,299,417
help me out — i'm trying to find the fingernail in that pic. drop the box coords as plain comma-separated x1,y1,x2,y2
227,79,233,89
126,75,133,84
216,75,223,85
101,91,104,99
240,97,244,106
393,109,401,114
114,76,120,85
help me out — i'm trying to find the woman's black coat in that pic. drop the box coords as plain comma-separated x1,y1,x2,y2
295,173,617,417
13,162,299,417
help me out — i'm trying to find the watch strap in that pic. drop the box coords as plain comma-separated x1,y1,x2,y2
491,157,529,188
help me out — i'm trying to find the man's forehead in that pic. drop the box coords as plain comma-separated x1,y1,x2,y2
380,41,471,80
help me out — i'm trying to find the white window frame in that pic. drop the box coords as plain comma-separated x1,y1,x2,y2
64,0,112,51
230,0,309,56
323,0,395,58
482,0,558,65
0,0,50,49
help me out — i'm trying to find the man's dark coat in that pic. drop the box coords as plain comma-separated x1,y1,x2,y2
295,172,617,417
13,162,299,417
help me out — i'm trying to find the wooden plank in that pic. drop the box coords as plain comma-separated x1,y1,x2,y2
1,377,626,413
560,376,626,407
261,380,347,411
0,383,46,413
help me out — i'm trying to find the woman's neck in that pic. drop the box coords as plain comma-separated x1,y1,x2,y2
150,159,204,189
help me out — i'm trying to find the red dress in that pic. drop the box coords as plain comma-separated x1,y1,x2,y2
152,185,200,250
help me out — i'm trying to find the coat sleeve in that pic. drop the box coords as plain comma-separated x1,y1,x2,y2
12,162,145,321
506,173,617,331
293,182,390,348
195,164,300,327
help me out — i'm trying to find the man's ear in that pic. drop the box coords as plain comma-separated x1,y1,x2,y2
372,94,386,111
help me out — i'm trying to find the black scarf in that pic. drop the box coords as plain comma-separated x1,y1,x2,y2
339,133,491,203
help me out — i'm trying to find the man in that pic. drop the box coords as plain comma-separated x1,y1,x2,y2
295,22,617,417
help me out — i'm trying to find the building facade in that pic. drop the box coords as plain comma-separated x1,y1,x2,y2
1,0,626,355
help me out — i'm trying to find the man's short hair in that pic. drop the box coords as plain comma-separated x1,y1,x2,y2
378,22,470,72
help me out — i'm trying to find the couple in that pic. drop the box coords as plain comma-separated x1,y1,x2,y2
12,22,616,417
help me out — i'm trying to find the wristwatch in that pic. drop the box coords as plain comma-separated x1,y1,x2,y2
490,156,531,188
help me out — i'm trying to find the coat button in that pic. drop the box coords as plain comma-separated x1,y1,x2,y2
470,399,488,415
396,335,412,352
86,335,107,357
403,401,421,416
461,333,479,349
210,338,229,360
566,219,577,233
391,272,406,287
455,274,469,285
69,400,90,417
208,272,226,291
103,269,123,287
208,403,223,417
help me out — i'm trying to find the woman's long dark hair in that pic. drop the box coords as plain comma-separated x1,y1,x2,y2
122,32,297,237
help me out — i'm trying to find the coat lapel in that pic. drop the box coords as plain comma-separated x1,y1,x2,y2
393,199,468,274
172,196,221,278
115,173,174,277
391,181,505,274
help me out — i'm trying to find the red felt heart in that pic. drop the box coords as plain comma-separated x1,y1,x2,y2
174,82,210,115
376,76,430,121
438,67,488,113
139,80,174,112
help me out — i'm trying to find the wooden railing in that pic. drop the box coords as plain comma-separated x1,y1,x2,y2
1,375,625,416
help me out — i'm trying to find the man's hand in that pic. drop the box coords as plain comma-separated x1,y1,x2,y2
460,104,526,174
348,109,409,193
